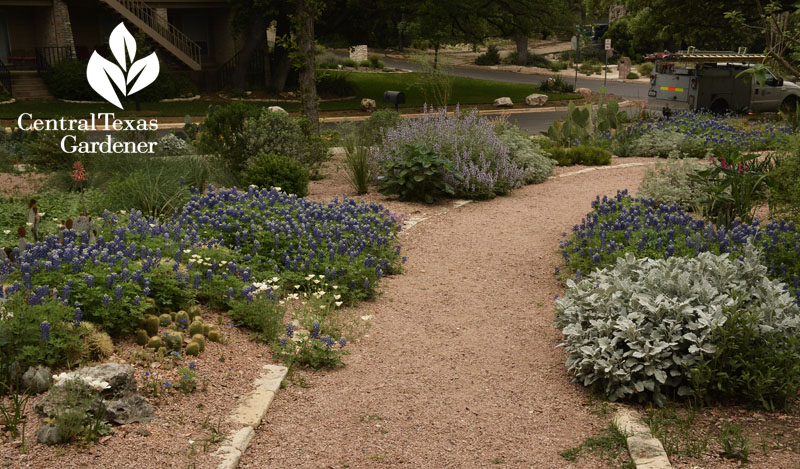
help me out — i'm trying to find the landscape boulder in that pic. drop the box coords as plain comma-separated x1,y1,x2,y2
268,106,288,115
360,98,377,112
21,365,52,394
576,88,593,97
493,97,513,107
525,93,549,106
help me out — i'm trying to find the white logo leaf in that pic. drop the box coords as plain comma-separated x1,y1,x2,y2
87,52,126,109
109,23,137,71
127,52,160,95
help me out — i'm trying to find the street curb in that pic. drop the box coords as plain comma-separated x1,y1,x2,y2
613,408,672,469
318,100,639,123
213,364,288,469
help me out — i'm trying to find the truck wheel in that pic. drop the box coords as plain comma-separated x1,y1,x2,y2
709,99,729,115
781,96,799,114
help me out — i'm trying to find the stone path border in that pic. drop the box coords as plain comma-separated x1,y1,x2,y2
214,364,288,469
613,408,672,469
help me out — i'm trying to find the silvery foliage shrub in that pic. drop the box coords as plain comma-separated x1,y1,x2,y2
638,154,710,210
238,109,324,172
633,129,708,158
158,133,194,156
495,125,556,184
375,105,523,199
555,246,800,406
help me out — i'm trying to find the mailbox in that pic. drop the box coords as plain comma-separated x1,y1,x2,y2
383,90,405,110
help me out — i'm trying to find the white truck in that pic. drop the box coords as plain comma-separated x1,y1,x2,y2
645,49,800,113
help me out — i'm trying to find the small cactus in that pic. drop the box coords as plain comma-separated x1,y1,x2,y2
136,329,149,346
188,320,204,337
159,313,172,327
144,297,158,313
86,330,114,359
175,310,189,324
147,336,163,349
188,304,202,321
191,334,206,352
185,341,200,356
203,324,212,336
164,332,184,351
143,314,159,337
207,328,221,343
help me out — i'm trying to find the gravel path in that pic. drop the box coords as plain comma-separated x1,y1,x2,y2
241,163,648,468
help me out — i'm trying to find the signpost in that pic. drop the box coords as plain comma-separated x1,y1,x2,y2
571,35,579,89
604,39,611,88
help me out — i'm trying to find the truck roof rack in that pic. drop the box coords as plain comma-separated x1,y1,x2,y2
661,47,767,64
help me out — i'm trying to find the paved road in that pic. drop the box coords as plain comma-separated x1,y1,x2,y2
380,57,650,101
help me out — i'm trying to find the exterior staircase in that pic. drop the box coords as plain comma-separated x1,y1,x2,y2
11,71,53,100
98,0,202,71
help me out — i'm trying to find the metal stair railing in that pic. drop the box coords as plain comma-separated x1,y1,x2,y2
100,0,202,70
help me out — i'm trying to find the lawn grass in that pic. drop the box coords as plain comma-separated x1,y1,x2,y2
325,71,579,109
0,71,579,119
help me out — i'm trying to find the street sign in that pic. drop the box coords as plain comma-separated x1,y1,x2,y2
605,39,611,51
571,35,578,50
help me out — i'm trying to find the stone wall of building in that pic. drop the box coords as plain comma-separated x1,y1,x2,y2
42,0,76,57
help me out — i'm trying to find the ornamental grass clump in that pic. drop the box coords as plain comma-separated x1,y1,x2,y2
555,246,800,406
376,105,523,199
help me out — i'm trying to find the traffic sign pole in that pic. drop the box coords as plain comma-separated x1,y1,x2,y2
604,39,611,90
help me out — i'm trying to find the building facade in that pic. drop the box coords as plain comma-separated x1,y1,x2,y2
0,0,239,93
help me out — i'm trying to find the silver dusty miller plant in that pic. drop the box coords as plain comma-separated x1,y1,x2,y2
555,244,800,406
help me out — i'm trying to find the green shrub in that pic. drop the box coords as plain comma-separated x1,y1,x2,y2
579,62,602,75
197,102,258,166
0,297,84,371
495,124,556,184
690,305,800,411
240,152,310,196
632,129,685,157
378,144,459,203
550,145,611,166
358,109,402,146
768,151,800,222
626,71,640,79
505,51,551,68
358,60,371,68
342,58,356,68
23,129,88,170
239,108,328,176
475,45,501,66
134,68,198,102
638,156,709,210
368,56,384,69
636,62,654,76
227,298,284,343
555,247,800,406
43,60,96,100
538,74,575,93
158,133,194,156
316,72,358,98
549,61,569,72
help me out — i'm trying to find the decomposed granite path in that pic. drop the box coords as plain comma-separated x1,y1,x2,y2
240,164,648,468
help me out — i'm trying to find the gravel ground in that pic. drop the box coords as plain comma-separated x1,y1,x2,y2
240,158,649,468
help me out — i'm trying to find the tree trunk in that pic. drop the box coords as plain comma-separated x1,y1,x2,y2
515,35,528,66
433,42,439,70
296,0,319,130
232,15,268,90
270,18,292,92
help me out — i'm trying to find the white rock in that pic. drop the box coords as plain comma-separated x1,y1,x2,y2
525,93,549,106
576,87,592,96
360,98,377,112
268,106,288,115
493,97,513,107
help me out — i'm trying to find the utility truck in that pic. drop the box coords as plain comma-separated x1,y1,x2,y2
645,48,800,113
